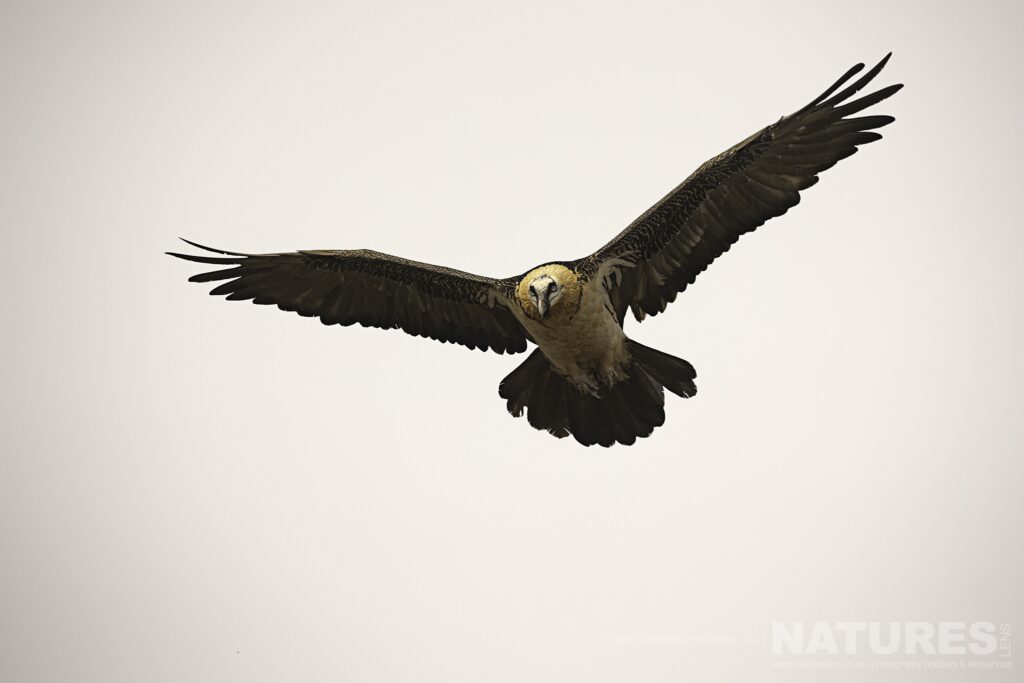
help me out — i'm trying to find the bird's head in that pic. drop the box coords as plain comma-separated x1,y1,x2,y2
516,264,581,321
528,274,561,318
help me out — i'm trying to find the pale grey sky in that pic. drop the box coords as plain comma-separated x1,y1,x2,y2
1,1,1022,681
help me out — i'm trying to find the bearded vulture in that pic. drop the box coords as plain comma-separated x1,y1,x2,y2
169,54,902,446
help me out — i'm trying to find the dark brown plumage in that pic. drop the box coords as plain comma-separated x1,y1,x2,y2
168,240,529,353
169,54,902,446
573,53,903,323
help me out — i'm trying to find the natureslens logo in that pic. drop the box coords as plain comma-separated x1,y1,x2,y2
597,621,1013,672
769,622,1012,671
772,622,1006,656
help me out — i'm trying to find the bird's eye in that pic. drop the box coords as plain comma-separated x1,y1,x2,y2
547,282,557,293
529,286,536,297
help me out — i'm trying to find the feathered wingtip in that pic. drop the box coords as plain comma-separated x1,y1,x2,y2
166,237,257,283
166,237,251,265
795,52,904,118
177,237,248,256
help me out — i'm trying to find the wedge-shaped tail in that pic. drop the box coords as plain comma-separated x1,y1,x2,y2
499,340,696,446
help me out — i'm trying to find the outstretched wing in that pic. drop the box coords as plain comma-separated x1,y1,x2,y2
577,53,903,322
168,240,528,353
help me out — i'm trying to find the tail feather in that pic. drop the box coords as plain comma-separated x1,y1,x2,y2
626,340,697,398
566,394,607,446
600,388,633,446
527,369,569,438
501,349,546,417
498,341,696,446
499,349,571,438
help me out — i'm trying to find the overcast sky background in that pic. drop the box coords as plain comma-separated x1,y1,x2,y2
2,1,1022,681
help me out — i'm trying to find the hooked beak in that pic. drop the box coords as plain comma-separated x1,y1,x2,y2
535,293,549,318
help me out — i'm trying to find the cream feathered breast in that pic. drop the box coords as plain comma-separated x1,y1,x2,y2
513,272,629,395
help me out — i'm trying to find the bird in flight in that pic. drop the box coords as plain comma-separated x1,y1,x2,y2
170,54,901,447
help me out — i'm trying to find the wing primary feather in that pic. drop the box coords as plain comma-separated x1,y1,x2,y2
829,83,904,119
797,62,865,114
178,238,250,256
187,266,244,283
166,251,243,265
820,52,893,109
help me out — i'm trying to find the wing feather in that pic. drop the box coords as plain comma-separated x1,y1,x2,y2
579,54,902,322
168,241,528,353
